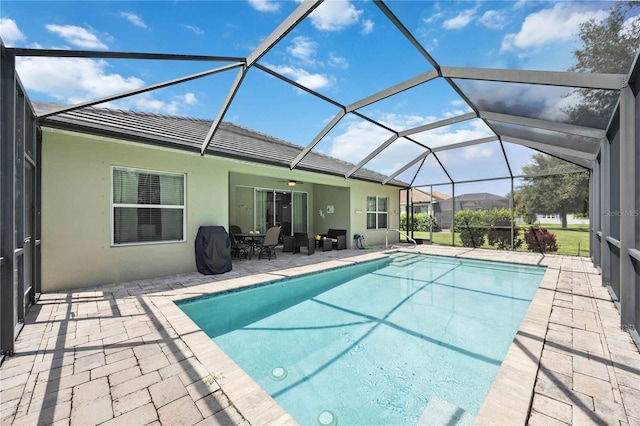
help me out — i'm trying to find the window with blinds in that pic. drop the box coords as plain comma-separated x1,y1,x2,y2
366,196,388,230
112,167,186,245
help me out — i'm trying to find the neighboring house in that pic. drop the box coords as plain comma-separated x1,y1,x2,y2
399,188,451,215
437,193,510,229
532,214,589,226
35,102,406,291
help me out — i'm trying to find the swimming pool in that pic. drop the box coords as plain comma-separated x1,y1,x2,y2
178,253,546,425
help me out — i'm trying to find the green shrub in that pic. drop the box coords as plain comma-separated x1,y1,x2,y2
454,209,489,247
524,226,558,252
400,213,437,232
487,208,523,250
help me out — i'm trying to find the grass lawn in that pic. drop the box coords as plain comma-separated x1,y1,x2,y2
405,223,590,257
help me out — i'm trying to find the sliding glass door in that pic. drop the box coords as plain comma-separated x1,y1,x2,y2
254,189,307,236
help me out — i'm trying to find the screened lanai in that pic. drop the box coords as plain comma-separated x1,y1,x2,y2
1,0,639,354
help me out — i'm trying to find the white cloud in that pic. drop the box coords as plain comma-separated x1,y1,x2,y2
16,56,197,114
182,24,204,35
0,18,26,46
182,93,198,105
377,112,438,131
424,12,444,24
120,92,195,115
45,24,108,49
310,0,362,32
287,36,318,64
461,144,494,160
462,79,579,123
424,2,444,24
120,12,147,29
443,7,478,30
16,57,143,103
412,119,495,150
322,113,495,175
501,3,608,52
328,52,349,69
621,14,640,38
325,119,398,166
361,19,374,35
478,10,507,30
266,64,335,91
248,0,281,13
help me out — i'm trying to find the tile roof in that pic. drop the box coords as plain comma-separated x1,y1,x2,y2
399,188,451,204
33,102,409,187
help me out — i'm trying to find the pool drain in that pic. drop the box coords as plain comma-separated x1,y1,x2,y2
270,366,287,381
317,410,337,426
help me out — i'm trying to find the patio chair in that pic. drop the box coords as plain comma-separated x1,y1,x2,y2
230,225,245,242
258,226,281,260
294,232,315,255
230,232,251,261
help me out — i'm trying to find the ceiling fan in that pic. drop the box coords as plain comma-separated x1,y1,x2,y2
279,180,304,187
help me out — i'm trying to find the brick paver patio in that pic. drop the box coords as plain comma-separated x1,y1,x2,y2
1,245,639,425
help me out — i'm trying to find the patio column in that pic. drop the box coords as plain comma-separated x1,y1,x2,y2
619,84,636,329
1,48,17,355
600,136,611,289
591,161,601,267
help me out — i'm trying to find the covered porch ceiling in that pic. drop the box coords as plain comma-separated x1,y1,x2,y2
12,0,632,187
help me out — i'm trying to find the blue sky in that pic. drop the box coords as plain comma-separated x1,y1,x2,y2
1,0,632,195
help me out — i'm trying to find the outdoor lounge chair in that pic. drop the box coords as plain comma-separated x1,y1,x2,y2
258,226,281,260
320,228,347,250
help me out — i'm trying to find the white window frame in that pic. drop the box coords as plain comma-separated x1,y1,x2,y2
110,166,187,246
366,195,389,230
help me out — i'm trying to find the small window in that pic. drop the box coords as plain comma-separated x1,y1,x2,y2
366,196,388,230
112,167,186,245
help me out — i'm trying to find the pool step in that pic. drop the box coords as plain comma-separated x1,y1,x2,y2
416,396,474,426
389,252,422,266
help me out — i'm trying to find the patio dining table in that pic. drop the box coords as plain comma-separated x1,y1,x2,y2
235,233,265,255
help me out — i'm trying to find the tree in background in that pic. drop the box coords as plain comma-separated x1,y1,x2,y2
564,1,640,127
514,3,638,228
508,189,537,224
516,154,588,228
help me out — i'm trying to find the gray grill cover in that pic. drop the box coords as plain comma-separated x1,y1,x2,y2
195,226,232,275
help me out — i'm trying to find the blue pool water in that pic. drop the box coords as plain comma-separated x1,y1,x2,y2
178,253,546,425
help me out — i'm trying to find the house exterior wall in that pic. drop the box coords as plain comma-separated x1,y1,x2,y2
41,128,229,291
348,181,401,247
41,127,401,291
313,185,350,237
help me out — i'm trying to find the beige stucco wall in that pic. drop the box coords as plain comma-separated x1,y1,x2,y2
349,180,401,247
41,128,231,291
41,127,401,291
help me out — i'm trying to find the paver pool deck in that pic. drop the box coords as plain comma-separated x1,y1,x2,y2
1,245,639,425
